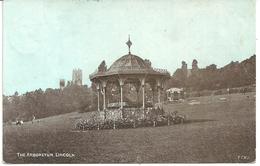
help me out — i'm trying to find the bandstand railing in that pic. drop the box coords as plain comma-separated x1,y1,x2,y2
152,68,170,74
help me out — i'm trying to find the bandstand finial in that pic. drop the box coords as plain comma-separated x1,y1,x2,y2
126,35,132,54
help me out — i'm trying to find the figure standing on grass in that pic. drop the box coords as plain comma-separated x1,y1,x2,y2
32,115,35,124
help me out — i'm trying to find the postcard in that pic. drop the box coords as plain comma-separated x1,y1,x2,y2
2,0,256,163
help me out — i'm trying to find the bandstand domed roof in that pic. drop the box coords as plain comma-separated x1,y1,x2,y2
108,54,151,72
89,36,170,81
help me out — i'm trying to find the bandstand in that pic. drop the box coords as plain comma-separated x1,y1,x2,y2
89,37,170,119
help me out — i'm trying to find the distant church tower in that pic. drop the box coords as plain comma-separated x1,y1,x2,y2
72,69,82,86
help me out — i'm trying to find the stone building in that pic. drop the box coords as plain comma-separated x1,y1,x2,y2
72,69,83,86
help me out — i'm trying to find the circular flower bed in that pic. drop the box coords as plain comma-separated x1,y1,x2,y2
75,110,186,131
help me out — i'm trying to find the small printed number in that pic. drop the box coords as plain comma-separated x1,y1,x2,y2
238,155,250,160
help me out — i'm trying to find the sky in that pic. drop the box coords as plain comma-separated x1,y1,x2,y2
3,0,255,95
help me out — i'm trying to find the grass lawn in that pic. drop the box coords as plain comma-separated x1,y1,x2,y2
3,92,255,163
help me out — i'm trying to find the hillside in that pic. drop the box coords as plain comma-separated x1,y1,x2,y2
168,55,256,90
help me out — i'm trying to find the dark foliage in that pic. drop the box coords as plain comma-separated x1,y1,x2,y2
167,55,256,91
3,85,93,122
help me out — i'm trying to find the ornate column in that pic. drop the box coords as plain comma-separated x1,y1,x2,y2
96,83,100,111
121,85,123,109
118,78,125,109
150,81,156,107
140,78,146,109
101,80,107,110
156,79,162,104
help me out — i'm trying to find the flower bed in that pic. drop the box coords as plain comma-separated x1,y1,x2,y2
75,109,186,131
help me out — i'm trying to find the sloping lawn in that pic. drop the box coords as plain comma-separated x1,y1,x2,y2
3,92,255,163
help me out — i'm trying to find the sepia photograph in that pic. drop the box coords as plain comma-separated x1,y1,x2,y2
2,0,256,163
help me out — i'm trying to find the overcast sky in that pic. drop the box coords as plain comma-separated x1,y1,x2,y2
3,0,255,95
